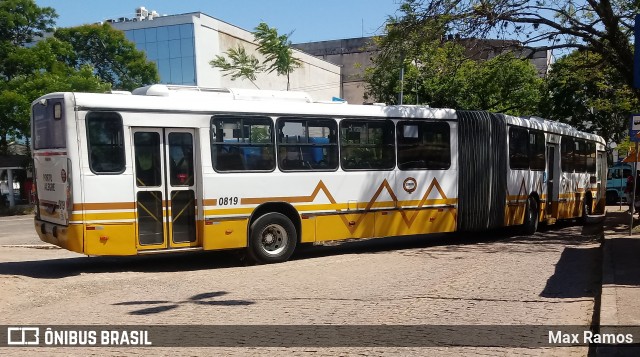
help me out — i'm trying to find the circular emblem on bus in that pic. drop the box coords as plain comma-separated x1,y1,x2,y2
403,177,417,194
61,169,67,183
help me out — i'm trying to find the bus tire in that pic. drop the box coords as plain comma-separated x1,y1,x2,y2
522,196,539,235
248,212,297,264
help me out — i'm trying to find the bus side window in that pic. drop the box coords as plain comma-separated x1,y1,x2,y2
211,115,274,172
276,118,338,171
86,112,125,174
340,119,395,170
397,121,450,170
560,137,575,173
509,126,529,170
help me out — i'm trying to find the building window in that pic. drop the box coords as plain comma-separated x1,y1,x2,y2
340,119,395,170
211,116,275,172
509,126,529,170
124,23,196,85
276,118,338,171
86,112,125,174
397,121,450,170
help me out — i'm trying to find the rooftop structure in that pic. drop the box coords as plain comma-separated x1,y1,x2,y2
107,8,341,100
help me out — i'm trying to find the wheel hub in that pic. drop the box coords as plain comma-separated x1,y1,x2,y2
263,232,275,244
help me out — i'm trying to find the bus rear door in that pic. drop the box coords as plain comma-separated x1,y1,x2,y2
132,128,200,251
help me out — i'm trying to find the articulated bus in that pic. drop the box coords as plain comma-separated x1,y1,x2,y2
31,85,607,263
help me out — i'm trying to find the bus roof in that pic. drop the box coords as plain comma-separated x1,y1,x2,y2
33,85,605,145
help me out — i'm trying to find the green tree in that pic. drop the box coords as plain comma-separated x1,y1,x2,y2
0,37,109,148
365,38,542,115
0,0,159,152
54,23,158,91
540,50,638,147
210,45,264,88
390,0,638,97
462,53,542,115
0,0,56,47
0,0,56,81
253,22,302,90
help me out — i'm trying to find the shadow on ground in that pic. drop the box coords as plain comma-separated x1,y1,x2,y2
540,245,601,299
113,291,255,315
0,218,601,280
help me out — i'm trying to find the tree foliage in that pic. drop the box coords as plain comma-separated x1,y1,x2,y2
365,37,542,115
210,22,302,91
540,50,638,146
210,45,264,88
389,0,637,96
54,24,158,91
0,0,56,47
252,22,302,90
2,35,110,137
0,0,159,152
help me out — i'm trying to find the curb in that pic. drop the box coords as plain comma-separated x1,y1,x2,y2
0,244,60,249
599,236,617,326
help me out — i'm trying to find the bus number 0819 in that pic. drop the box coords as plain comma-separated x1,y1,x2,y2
218,196,239,206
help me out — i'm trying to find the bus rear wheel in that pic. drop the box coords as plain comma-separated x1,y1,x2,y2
522,197,539,235
248,212,297,264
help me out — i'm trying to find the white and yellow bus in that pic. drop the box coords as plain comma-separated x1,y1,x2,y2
30,85,607,263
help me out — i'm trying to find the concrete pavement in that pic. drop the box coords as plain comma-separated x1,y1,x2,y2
597,208,640,356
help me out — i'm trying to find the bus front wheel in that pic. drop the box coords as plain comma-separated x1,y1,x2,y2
248,212,297,264
522,197,539,235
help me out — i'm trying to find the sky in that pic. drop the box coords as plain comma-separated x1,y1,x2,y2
34,0,404,43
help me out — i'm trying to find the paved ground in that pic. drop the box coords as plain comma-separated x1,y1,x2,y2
0,213,602,355
597,207,640,357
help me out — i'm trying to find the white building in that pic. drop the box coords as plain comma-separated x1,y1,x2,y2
109,8,341,100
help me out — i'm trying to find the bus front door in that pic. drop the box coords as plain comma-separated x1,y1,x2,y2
132,128,199,251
